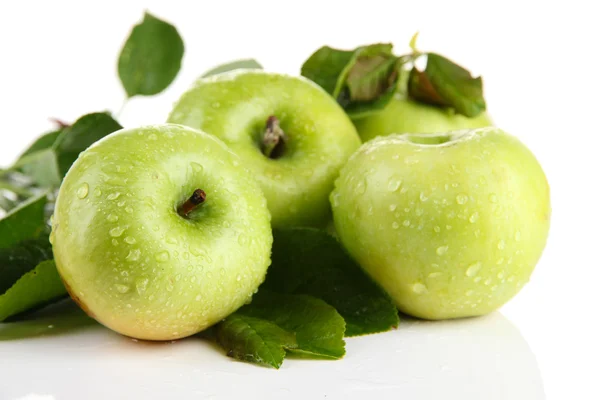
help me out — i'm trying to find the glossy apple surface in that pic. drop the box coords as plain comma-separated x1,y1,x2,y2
51,124,272,340
331,128,550,319
354,96,493,142
167,70,361,228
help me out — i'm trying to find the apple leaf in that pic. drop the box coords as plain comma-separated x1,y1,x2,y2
118,12,184,97
217,291,345,367
264,228,399,337
12,113,122,187
408,53,486,117
53,112,122,175
301,43,402,118
0,260,67,322
0,237,53,294
0,193,48,249
216,314,297,369
238,291,346,359
201,59,263,78
17,130,62,161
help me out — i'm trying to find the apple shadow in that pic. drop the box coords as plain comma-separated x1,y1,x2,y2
0,298,96,341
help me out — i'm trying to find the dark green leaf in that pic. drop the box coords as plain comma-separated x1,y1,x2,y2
118,12,184,97
0,237,53,294
12,149,61,188
0,193,48,249
345,45,398,102
301,43,402,119
237,291,346,359
18,130,62,161
54,112,122,175
408,53,486,117
301,46,355,96
264,228,399,337
216,314,297,369
0,260,67,322
202,59,263,78
12,113,122,187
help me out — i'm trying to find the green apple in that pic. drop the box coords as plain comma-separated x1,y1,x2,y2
353,96,493,142
51,124,273,340
330,127,550,319
167,70,361,228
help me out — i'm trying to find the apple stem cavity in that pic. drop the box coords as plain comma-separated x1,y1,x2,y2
261,115,287,159
178,189,207,218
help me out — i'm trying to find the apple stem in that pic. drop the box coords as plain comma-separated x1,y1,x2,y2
49,117,71,129
262,116,287,159
178,189,206,218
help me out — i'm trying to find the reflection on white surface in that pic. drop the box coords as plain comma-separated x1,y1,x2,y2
0,301,543,400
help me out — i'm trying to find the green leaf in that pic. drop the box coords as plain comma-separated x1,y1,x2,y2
216,314,297,369
12,113,122,187
301,46,355,96
263,228,399,337
301,43,402,118
54,112,122,175
237,291,346,359
0,193,48,249
0,237,53,294
13,149,61,188
0,260,67,322
202,59,263,78
118,12,184,97
408,53,486,117
17,130,62,161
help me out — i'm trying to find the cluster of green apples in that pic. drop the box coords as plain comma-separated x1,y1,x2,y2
52,69,550,340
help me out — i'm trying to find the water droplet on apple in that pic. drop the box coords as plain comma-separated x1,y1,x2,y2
497,240,505,250
135,277,149,294
155,251,170,262
455,193,468,205
190,276,197,283
76,183,89,199
149,133,158,141
446,225,452,230
411,282,428,294
392,221,399,229
387,179,402,192
117,200,126,207
465,289,474,296
124,236,136,245
514,231,521,241
111,239,118,246
465,262,482,277
489,193,498,203
433,226,441,233
195,294,202,301
175,274,182,281
419,192,429,202
109,226,125,237
497,257,505,265
474,277,482,283
114,284,130,294
126,249,141,262
436,245,449,255
491,285,498,291
497,271,505,279
166,236,178,245
402,220,410,227
238,234,248,245
388,204,397,212
428,272,443,278
93,187,102,197
107,192,121,201
484,278,492,285
507,275,516,283
125,206,133,214
469,212,479,223
355,180,367,194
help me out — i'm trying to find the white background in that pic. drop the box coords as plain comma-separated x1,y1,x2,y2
1,1,599,399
